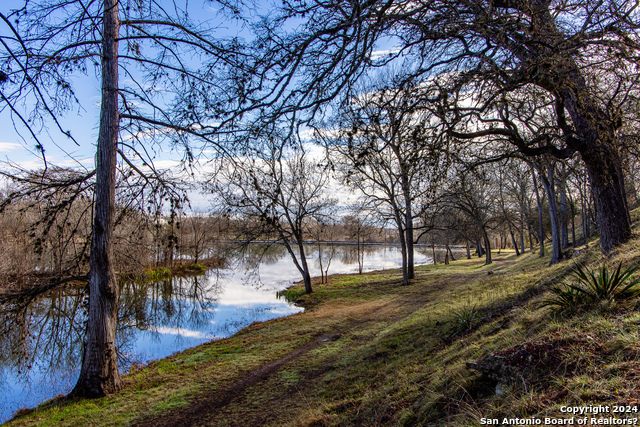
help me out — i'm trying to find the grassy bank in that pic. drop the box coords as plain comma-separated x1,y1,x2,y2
7,223,640,425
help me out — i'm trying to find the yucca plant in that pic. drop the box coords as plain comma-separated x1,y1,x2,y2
539,283,586,312
540,263,640,313
451,305,480,334
574,262,640,302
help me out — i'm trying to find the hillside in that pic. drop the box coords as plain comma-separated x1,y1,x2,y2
7,211,640,426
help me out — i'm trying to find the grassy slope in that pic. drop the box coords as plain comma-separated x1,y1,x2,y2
7,211,640,426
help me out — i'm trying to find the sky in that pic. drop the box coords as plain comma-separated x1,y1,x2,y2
1,0,234,164
0,0,395,212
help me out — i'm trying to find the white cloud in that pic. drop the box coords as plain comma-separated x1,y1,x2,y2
56,157,94,168
0,142,22,152
153,326,217,340
370,48,401,60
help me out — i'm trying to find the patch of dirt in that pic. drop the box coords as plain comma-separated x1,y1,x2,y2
468,334,606,389
132,299,405,427
133,333,341,427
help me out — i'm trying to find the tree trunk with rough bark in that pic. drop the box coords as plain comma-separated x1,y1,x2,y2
558,171,569,250
538,164,563,265
397,221,409,286
507,220,520,256
72,0,121,397
482,228,492,265
297,242,312,294
580,146,631,253
531,167,545,257
404,207,414,280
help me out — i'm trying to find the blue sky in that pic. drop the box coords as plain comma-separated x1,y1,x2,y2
0,0,397,212
0,0,245,172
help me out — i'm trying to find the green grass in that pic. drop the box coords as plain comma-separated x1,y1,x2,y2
7,226,640,426
143,266,172,281
540,262,640,313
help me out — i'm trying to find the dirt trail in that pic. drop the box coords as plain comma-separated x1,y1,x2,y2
132,299,407,427
132,332,341,427
132,270,491,427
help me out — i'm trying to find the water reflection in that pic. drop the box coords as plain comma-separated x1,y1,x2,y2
0,244,443,422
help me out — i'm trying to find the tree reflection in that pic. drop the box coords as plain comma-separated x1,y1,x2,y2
0,272,221,384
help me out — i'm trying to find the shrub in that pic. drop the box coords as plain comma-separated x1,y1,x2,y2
540,263,640,313
277,287,307,302
144,267,172,281
451,305,479,335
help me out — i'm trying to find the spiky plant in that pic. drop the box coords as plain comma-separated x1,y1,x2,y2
451,305,479,334
540,263,640,313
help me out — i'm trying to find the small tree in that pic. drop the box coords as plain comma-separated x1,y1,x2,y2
211,139,335,294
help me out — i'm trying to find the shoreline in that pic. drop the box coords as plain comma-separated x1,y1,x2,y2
8,233,640,426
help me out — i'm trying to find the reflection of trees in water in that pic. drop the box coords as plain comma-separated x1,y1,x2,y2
0,286,86,378
226,244,290,290
337,245,379,266
233,244,287,267
0,273,222,381
117,275,220,365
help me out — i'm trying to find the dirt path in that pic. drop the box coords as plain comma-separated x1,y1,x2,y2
132,298,409,427
132,332,342,427
132,269,491,427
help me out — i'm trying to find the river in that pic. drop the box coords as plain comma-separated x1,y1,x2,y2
0,244,440,423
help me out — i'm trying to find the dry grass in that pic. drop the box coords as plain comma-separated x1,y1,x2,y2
7,224,640,426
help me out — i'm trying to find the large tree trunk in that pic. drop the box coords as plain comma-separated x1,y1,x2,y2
558,170,569,250
401,169,415,280
297,242,313,294
507,220,520,256
581,146,631,253
526,5,632,254
482,228,492,265
405,207,415,279
558,77,631,253
72,0,121,397
476,237,484,257
397,221,409,286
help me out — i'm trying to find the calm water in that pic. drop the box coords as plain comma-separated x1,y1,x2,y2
0,244,436,423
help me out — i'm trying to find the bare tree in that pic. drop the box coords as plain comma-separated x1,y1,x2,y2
325,79,448,285
441,167,498,265
532,157,564,264
218,0,639,255
1,0,236,397
210,140,335,294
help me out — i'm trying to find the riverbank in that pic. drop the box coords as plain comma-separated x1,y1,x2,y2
0,255,226,296
6,218,640,425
